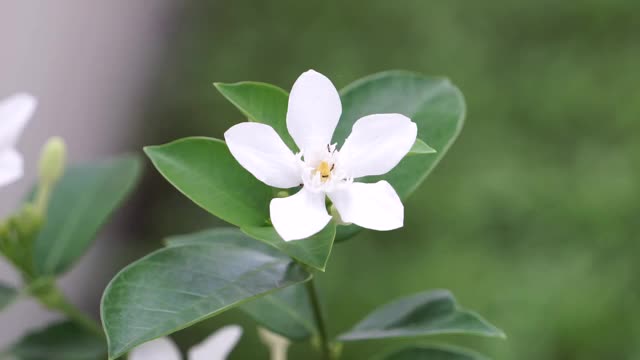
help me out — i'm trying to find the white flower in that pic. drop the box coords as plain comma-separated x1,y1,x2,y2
0,93,37,188
129,325,243,360
225,70,417,241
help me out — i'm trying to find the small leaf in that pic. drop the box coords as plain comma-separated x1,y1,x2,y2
334,71,466,242
33,155,142,276
380,345,489,360
145,137,272,228
0,283,19,311
408,139,437,155
338,290,505,342
5,321,106,360
165,227,316,340
241,284,315,341
101,236,311,359
242,222,336,271
214,82,297,151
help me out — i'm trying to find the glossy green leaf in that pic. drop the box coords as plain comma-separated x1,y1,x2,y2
165,227,316,340
242,222,336,271
338,290,505,341
241,283,315,341
33,155,142,276
0,283,18,311
380,345,489,360
101,237,311,359
409,139,437,155
145,137,272,228
214,81,297,151
4,321,106,360
334,71,465,241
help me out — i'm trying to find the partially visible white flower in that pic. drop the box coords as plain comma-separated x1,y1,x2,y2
225,70,417,241
258,327,290,360
0,93,37,188
129,325,243,360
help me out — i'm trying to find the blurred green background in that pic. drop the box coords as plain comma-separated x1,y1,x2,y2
135,0,640,358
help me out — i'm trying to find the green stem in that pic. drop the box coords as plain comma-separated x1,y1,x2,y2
29,278,104,337
53,296,104,337
306,278,333,360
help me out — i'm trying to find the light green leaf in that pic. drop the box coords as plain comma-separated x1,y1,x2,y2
0,283,18,311
408,139,437,155
165,227,316,341
338,290,505,342
101,237,311,359
214,82,297,151
334,71,465,241
144,137,272,228
380,345,489,360
4,321,106,360
33,155,142,276
242,222,336,271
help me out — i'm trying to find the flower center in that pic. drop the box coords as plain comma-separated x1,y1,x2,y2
315,161,334,183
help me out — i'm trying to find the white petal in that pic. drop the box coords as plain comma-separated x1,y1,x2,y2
270,187,331,241
225,122,301,188
0,93,37,149
128,337,182,360
188,325,243,360
328,181,403,231
0,149,24,187
286,70,341,153
339,114,417,178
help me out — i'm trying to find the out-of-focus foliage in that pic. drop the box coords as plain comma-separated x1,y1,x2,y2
140,0,640,358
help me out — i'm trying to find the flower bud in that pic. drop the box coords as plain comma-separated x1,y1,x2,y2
38,137,66,185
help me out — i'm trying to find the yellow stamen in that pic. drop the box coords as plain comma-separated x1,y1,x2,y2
317,161,331,182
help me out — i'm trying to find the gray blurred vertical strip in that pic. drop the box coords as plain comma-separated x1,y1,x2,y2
0,0,177,346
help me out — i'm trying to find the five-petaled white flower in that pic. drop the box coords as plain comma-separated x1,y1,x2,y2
129,325,242,360
225,70,417,241
0,93,37,188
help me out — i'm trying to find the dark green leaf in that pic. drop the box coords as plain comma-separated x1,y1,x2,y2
334,71,465,241
380,345,489,360
4,321,106,360
242,222,336,271
33,155,142,276
144,137,272,228
214,82,297,151
164,227,256,248
165,227,316,340
0,283,18,311
101,237,311,359
338,290,505,341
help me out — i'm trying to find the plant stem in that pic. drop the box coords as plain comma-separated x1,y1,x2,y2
54,296,104,337
306,278,333,360
29,278,104,337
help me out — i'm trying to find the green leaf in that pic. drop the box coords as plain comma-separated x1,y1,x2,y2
145,137,272,228
408,139,437,155
4,321,106,360
214,82,297,151
334,71,465,241
380,345,489,360
101,236,312,359
242,222,336,271
0,283,18,311
33,155,142,276
165,227,316,341
338,290,505,342
241,283,315,341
